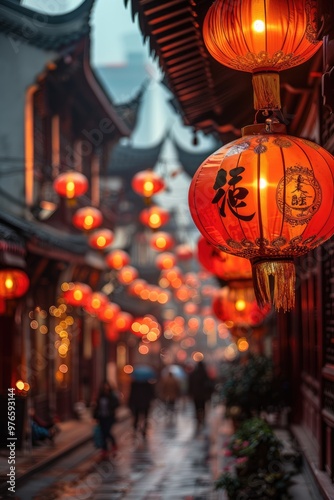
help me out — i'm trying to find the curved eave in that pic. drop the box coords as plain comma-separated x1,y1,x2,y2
0,0,95,50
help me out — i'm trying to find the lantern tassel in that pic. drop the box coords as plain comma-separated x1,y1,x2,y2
251,259,295,312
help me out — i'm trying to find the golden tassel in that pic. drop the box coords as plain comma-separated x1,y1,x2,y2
252,72,281,111
251,259,295,312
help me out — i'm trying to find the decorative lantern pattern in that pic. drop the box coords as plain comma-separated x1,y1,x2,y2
132,170,165,203
0,269,29,299
53,171,89,199
62,282,92,307
188,122,334,311
72,206,103,231
139,205,170,229
105,249,130,270
203,0,321,110
88,229,114,250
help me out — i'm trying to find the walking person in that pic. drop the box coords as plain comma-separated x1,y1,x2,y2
188,361,215,432
159,370,181,423
128,377,156,438
93,380,120,459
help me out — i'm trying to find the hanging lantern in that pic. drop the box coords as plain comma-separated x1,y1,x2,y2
72,206,103,231
212,287,270,326
118,265,139,285
127,279,148,297
175,244,193,261
0,269,29,299
188,121,334,311
139,205,170,229
197,236,252,281
105,249,130,270
96,301,120,323
132,170,165,204
155,252,177,270
62,282,92,307
84,291,109,316
150,232,175,252
88,229,114,250
203,0,321,111
53,171,89,200
115,311,133,332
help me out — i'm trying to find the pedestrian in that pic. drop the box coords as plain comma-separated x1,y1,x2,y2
93,380,120,459
128,378,156,438
28,407,60,446
159,370,181,423
188,360,215,431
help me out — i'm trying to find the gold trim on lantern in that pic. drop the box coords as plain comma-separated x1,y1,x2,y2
251,259,295,312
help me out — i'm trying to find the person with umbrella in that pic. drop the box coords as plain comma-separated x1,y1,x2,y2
128,365,157,438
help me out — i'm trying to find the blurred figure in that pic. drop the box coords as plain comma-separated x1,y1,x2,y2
93,381,120,459
28,407,60,446
159,370,181,423
128,378,156,438
188,361,215,431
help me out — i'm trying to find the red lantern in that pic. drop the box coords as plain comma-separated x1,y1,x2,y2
118,265,139,285
197,236,252,281
62,282,92,307
188,122,334,311
150,232,174,252
132,170,165,201
105,249,130,270
72,206,103,231
212,288,270,326
84,292,109,315
175,244,193,261
88,229,114,250
53,171,89,199
127,279,148,296
0,269,29,299
139,205,170,229
203,0,321,110
155,252,176,270
115,311,133,332
96,301,120,323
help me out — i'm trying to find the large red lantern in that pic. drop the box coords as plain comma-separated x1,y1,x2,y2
105,249,130,270
132,170,165,203
197,236,252,281
88,229,114,250
72,206,103,231
150,232,174,252
62,282,92,307
0,269,29,299
189,122,334,311
212,287,270,326
139,206,170,229
203,0,321,110
53,171,88,200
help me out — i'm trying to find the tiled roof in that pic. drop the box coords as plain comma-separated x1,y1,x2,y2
0,0,95,51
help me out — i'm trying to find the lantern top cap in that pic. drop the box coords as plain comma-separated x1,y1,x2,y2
242,122,287,136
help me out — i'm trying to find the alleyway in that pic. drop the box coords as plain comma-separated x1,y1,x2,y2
4,401,320,500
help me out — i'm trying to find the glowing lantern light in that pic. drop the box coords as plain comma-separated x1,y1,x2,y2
72,206,103,231
118,265,139,285
62,282,92,307
188,122,334,311
84,292,109,315
203,0,321,111
88,229,114,250
115,312,133,332
0,269,29,299
139,205,170,229
132,170,165,203
212,287,271,326
53,171,88,200
97,302,120,323
150,232,174,252
105,249,130,270
155,252,176,270
127,279,148,297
